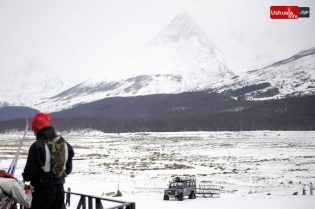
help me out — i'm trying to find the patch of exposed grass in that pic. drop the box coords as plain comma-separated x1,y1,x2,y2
296,162,315,166
72,145,90,149
164,163,194,169
86,153,109,158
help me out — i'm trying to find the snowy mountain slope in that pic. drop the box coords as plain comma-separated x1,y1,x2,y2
0,59,69,107
36,46,315,113
34,75,185,112
34,12,234,112
213,47,315,100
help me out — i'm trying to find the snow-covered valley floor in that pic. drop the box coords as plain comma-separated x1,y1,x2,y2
1,131,314,208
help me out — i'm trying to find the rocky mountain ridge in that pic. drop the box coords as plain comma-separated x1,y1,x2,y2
213,47,315,100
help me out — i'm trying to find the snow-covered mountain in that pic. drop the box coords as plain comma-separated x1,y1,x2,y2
213,47,315,100
34,12,235,112
1,12,314,113
34,45,315,113
0,59,69,107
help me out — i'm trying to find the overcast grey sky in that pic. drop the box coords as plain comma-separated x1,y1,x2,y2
0,0,314,83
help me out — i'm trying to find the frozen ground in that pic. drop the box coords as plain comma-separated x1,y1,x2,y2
0,130,314,208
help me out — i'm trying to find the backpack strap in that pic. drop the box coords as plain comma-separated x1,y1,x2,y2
41,143,51,172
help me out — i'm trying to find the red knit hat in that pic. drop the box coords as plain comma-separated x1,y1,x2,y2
31,113,51,134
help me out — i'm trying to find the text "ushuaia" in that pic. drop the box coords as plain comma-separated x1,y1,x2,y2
270,6,299,19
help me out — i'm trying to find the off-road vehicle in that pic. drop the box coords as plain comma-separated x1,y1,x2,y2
163,177,196,201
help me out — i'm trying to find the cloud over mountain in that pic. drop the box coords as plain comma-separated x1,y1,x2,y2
0,58,68,107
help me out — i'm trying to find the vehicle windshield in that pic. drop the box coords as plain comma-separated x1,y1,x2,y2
169,182,184,188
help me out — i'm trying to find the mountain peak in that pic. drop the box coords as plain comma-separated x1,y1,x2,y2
148,11,204,46
17,58,49,75
172,11,192,24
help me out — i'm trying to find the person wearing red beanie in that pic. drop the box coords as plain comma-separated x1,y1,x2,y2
23,112,74,209
31,113,51,134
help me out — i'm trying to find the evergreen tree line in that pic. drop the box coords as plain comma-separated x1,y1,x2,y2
0,93,314,133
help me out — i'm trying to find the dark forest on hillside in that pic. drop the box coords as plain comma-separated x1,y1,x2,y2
0,92,314,133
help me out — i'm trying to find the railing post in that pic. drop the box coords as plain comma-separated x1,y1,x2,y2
95,198,103,209
83,195,87,209
127,202,136,209
77,195,86,209
88,196,93,209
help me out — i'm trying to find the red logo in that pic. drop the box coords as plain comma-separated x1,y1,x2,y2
270,6,299,19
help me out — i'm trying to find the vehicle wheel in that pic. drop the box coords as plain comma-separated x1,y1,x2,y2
189,192,196,199
178,193,184,201
163,195,169,200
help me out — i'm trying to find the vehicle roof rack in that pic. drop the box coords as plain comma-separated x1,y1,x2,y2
173,176,196,182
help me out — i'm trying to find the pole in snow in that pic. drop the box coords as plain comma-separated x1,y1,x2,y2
7,117,28,175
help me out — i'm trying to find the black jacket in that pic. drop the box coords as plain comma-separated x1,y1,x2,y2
22,126,74,186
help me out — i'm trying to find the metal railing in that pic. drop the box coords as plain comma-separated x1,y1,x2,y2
68,191,136,209
16,191,136,209
196,185,221,198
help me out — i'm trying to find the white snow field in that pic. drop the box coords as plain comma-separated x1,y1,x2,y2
1,130,314,208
